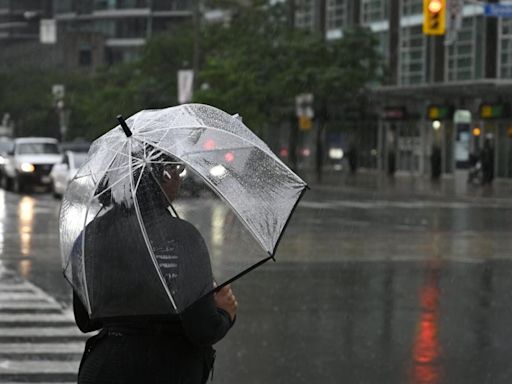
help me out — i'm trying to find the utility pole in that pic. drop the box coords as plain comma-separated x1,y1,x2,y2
192,0,201,91
317,0,327,183
485,0,498,78
288,0,298,172
313,0,326,183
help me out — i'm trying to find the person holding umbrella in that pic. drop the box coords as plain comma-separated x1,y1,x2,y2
60,105,307,384
73,152,238,384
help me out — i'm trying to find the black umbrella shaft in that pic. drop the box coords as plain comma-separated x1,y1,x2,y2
117,115,132,137
212,255,274,293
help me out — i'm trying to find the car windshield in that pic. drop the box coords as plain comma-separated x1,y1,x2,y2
17,142,59,155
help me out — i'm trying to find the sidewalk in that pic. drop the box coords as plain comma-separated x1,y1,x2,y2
302,168,512,202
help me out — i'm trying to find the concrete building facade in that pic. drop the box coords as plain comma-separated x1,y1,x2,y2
0,0,193,70
295,0,512,179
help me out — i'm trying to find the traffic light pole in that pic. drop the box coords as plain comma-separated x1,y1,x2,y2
485,0,498,79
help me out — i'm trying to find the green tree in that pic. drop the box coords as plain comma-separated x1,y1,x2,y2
194,2,384,175
0,68,60,137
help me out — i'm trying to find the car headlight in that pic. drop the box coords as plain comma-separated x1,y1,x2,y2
20,163,35,173
209,165,226,177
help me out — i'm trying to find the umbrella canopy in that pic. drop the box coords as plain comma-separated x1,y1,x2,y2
60,103,307,318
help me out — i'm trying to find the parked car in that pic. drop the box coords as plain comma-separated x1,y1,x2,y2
0,137,14,186
2,137,62,192
50,150,88,197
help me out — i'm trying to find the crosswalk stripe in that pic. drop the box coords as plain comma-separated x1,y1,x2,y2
0,283,36,291
0,302,63,310
0,314,74,322
0,270,85,382
0,360,79,373
0,327,86,337
0,292,51,300
0,343,84,354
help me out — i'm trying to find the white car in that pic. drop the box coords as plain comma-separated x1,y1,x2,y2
50,150,88,197
3,137,62,192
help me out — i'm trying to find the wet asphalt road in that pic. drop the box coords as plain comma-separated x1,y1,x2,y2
1,180,512,384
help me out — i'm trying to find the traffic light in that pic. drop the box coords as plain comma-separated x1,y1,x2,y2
423,0,446,35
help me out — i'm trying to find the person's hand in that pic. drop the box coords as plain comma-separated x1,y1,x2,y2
214,284,237,322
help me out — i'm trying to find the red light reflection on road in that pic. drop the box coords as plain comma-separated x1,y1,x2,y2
410,265,441,384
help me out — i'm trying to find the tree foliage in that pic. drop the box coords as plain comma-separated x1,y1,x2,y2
0,3,383,147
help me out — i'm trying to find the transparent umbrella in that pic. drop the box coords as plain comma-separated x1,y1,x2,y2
59,103,307,318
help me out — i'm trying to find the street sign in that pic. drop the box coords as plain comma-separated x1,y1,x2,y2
480,103,510,119
177,70,194,104
453,109,471,124
52,84,65,100
295,93,314,118
484,4,512,18
382,107,407,120
40,19,56,44
298,115,312,131
428,105,453,120
445,0,463,45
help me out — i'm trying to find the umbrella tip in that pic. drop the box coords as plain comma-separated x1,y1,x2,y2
117,115,132,137
232,113,243,122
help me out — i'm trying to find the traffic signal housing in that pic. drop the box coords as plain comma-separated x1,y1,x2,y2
423,0,446,35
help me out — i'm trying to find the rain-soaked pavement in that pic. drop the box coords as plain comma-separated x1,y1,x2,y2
1,172,512,383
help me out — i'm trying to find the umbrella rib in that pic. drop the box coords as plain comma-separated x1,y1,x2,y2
133,137,272,253
135,125,281,166
72,140,127,185
147,167,180,219
133,162,146,193
92,163,144,199
134,133,194,160
128,139,178,312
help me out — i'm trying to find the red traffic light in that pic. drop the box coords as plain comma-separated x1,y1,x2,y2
427,0,442,13
203,138,216,150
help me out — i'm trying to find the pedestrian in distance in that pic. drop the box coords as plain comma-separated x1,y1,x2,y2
73,155,238,384
481,139,495,185
387,150,396,177
430,144,442,181
467,149,482,185
346,142,358,175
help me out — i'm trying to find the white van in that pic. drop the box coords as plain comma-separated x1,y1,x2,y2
3,137,62,192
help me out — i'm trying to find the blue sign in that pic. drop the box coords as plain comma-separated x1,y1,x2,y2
484,4,512,18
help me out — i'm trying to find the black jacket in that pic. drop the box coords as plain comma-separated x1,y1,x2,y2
74,202,233,383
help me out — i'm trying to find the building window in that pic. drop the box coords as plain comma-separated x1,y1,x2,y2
54,0,73,13
295,0,314,30
376,30,389,63
446,17,477,81
500,18,512,78
93,0,149,10
326,0,347,30
361,0,387,24
399,25,426,85
79,46,93,67
94,18,147,38
402,0,422,16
